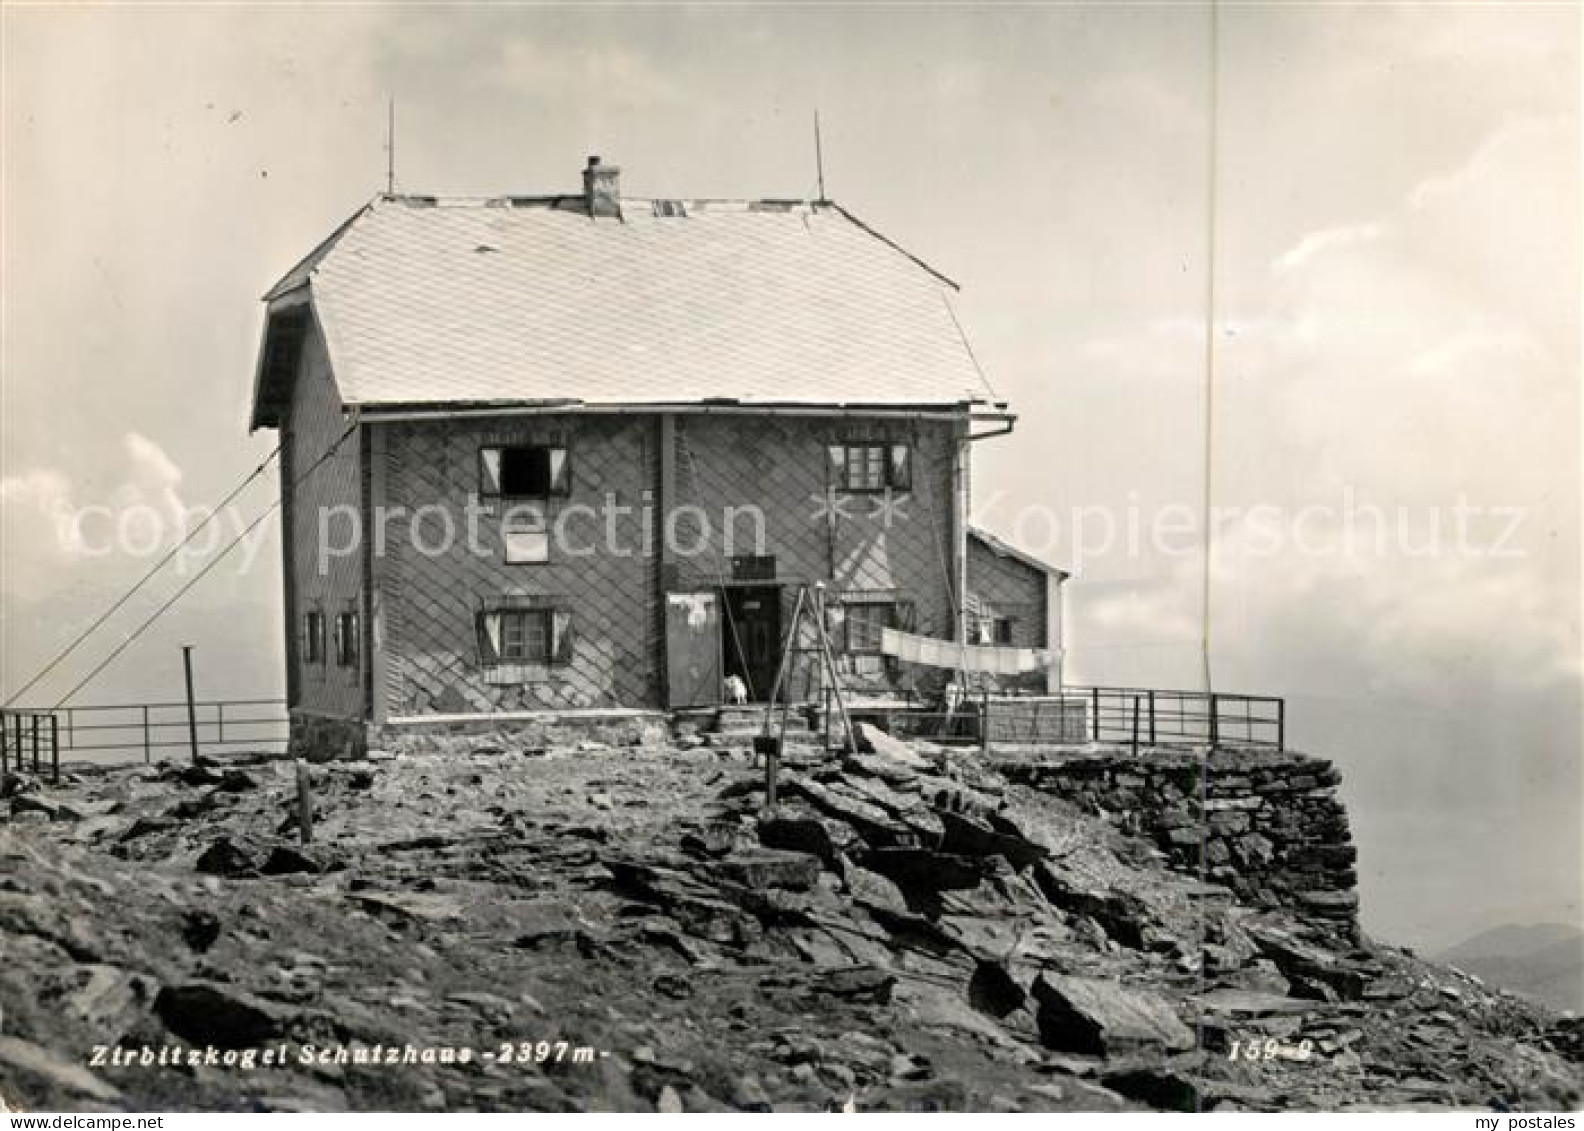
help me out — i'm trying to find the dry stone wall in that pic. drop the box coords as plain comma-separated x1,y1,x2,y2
993,747,1359,936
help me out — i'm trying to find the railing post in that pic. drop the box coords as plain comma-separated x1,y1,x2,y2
1277,698,1285,751
31,714,41,774
50,714,60,785
217,701,225,746
1148,690,1157,746
142,705,151,765
1208,692,1219,747
1091,687,1101,742
980,688,991,754
182,645,200,765
1,712,8,775
1130,694,1140,757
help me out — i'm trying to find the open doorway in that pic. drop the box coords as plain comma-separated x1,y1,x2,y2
722,585,782,702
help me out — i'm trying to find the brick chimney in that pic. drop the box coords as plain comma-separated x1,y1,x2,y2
582,155,621,218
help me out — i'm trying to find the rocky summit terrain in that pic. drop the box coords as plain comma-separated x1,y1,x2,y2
1,730,1579,1112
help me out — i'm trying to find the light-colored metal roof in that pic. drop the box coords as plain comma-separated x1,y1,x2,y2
259,194,997,417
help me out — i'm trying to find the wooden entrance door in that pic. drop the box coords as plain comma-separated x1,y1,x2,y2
664,591,722,708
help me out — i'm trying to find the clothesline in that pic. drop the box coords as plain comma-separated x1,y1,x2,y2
879,626,1057,675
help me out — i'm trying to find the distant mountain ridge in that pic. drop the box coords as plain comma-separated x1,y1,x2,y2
1439,923,1584,1014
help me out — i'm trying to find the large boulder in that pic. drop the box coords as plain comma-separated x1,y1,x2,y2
261,844,322,875
194,835,260,877
843,864,910,915
1031,974,1195,1056
153,983,284,1049
756,815,840,868
721,848,822,892
853,723,931,769
938,810,1045,869
784,777,919,847
861,848,987,896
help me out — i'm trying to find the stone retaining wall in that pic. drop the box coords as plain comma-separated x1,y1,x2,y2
287,711,369,762
288,709,671,760
993,746,1358,935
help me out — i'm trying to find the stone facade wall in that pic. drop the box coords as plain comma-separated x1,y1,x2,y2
994,747,1359,935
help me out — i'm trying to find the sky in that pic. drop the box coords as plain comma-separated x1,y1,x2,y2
1,2,1579,951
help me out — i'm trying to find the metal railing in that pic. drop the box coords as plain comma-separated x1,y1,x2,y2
2,699,289,768
1067,685,1285,751
817,685,1286,753
1,710,61,783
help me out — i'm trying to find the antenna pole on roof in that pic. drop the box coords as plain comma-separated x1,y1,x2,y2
385,96,396,195
814,109,827,202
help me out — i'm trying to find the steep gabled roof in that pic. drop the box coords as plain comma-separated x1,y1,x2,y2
251,193,999,428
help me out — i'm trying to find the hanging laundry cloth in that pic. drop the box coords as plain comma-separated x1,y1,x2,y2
879,626,1055,675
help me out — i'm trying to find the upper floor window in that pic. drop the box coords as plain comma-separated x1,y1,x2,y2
480,445,570,499
829,442,911,493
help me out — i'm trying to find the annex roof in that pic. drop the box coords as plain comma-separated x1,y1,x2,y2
969,525,1070,581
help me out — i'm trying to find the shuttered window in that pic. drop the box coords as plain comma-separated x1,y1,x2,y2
479,445,570,498
476,607,574,666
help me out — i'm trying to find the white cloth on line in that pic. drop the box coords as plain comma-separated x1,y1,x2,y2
879,626,1054,674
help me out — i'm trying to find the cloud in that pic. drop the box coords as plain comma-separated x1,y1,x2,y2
0,468,83,555
1067,104,1579,944
1408,115,1565,212
0,432,191,595
114,431,187,528
1263,118,1576,516
1270,222,1386,277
